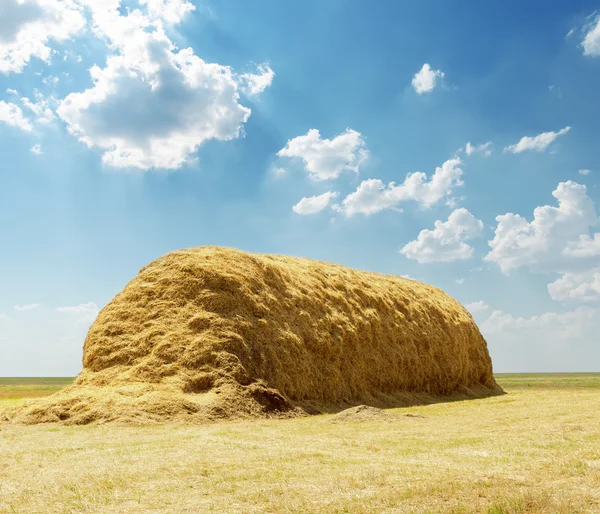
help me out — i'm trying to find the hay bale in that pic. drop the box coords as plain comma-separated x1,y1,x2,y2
2,246,502,425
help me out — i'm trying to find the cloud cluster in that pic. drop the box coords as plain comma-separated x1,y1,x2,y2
338,158,464,216
278,129,368,181
485,181,599,273
0,100,33,131
0,0,86,74
56,1,260,170
400,208,483,263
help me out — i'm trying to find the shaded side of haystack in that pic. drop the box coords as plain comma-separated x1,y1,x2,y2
3,246,502,425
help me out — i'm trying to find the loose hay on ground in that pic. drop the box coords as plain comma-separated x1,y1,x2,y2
2,246,502,425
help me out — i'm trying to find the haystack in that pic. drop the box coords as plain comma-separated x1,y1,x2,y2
3,246,502,425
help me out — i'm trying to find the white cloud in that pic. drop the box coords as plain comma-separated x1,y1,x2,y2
56,4,254,170
412,63,444,94
547,268,600,302
465,141,492,157
564,233,600,258
240,64,275,96
277,128,368,181
138,0,196,24
56,302,99,323
30,143,42,154
21,96,54,123
482,306,600,372
482,306,600,343
339,157,464,216
465,301,489,314
579,169,592,176
292,191,338,215
0,0,86,74
0,100,33,131
14,303,40,311
6,88,18,95
400,208,483,263
582,15,600,56
485,181,599,274
505,126,571,153
456,278,465,285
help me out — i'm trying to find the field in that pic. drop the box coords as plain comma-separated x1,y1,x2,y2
1,374,599,513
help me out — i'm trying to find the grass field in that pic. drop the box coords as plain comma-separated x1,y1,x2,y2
1,374,599,513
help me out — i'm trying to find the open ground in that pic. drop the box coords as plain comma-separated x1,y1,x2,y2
1,374,599,513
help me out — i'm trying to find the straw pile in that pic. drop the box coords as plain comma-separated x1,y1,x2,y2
3,246,502,425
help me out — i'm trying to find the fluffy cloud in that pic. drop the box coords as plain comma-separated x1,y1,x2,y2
0,0,86,74
505,126,571,153
56,3,257,170
138,0,195,24
412,63,444,94
582,15,600,56
465,141,492,157
0,101,33,131
30,143,42,154
338,157,464,216
277,129,368,181
292,191,339,215
485,181,599,274
465,301,489,314
240,64,275,96
400,208,483,263
547,268,600,302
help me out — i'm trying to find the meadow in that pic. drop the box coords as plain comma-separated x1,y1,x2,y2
1,374,599,513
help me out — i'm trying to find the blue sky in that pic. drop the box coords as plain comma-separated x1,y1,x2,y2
1,0,600,375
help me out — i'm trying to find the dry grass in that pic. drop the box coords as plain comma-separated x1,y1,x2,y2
1,374,599,513
3,246,500,425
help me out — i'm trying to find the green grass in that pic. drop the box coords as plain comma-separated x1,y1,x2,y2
1,374,599,513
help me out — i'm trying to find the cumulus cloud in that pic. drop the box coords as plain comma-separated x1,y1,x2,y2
547,268,600,302
400,208,483,263
240,64,275,96
30,143,42,154
0,0,86,74
56,3,257,170
277,128,368,181
465,141,492,157
138,0,196,24
338,157,464,216
582,15,600,56
579,169,592,176
0,100,33,131
505,126,571,153
292,191,339,215
412,63,444,94
465,301,489,314
485,181,599,274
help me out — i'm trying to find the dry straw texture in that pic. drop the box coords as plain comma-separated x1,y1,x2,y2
3,246,502,425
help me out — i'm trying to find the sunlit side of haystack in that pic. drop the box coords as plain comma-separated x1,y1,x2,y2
3,246,502,424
